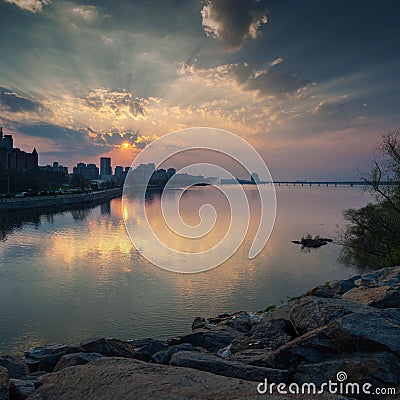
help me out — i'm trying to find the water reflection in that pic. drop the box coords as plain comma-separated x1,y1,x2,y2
0,186,372,354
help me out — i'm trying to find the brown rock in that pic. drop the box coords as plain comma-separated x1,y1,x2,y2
26,357,347,400
343,286,400,309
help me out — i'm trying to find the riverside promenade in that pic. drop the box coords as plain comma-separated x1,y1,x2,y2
0,188,122,212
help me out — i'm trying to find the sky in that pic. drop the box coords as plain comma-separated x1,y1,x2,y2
0,0,399,180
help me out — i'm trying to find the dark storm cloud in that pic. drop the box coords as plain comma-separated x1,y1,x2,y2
0,87,40,113
19,123,110,156
201,0,268,51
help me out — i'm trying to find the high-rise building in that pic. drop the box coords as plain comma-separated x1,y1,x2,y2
100,157,112,179
73,162,99,180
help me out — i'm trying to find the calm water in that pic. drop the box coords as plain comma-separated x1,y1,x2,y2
0,186,371,354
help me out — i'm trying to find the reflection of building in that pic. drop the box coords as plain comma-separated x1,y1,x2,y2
100,157,112,180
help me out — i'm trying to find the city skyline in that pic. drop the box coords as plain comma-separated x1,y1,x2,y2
1,0,400,180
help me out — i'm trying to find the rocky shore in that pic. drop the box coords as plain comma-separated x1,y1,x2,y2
1,266,400,399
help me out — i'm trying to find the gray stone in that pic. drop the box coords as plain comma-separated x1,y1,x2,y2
10,378,37,400
331,278,356,295
343,286,400,309
327,309,400,355
80,338,113,356
362,268,389,282
256,326,337,370
53,352,103,372
0,355,29,379
0,366,10,400
27,357,343,400
24,344,77,373
171,329,236,353
230,318,295,353
169,350,289,383
293,351,400,388
152,343,195,365
289,296,370,335
192,317,206,330
306,286,335,298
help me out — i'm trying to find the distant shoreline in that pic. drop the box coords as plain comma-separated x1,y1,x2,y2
0,188,122,212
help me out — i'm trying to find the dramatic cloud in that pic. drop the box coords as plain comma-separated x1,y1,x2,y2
71,5,98,20
19,123,110,156
0,87,40,113
179,62,309,97
3,0,51,13
103,130,149,148
201,0,268,51
83,88,149,120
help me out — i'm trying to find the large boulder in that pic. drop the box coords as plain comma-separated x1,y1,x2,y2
25,357,349,400
152,343,195,365
0,366,10,400
229,318,296,354
80,338,166,361
343,286,400,309
289,296,370,335
24,345,84,373
53,353,103,372
10,378,37,400
255,308,400,371
170,350,289,383
169,329,235,353
0,355,29,378
293,351,400,389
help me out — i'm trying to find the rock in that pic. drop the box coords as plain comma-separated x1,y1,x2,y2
152,343,195,365
259,308,400,371
26,357,341,400
229,349,268,364
289,296,369,335
343,286,400,309
362,268,389,283
293,351,400,389
0,367,10,400
170,350,289,383
24,345,69,373
10,379,37,400
171,329,235,353
327,309,400,355
256,326,338,370
80,338,113,356
192,317,206,331
330,278,356,295
80,338,165,361
229,318,295,354
53,352,103,372
306,286,335,298
0,355,29,378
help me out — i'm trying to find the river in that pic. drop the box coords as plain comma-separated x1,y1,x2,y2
0,185,372,354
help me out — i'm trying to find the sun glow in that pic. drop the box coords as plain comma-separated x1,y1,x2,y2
122,142,130,149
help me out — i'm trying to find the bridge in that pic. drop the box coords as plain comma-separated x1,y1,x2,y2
259,181,398,187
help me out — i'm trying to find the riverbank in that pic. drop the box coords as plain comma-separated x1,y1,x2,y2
0,188,122,212
0,266,399,399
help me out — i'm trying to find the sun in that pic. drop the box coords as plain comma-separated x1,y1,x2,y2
121,142,130,149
